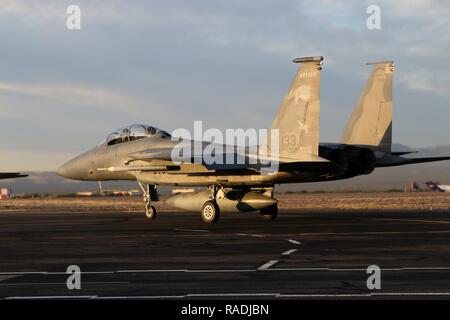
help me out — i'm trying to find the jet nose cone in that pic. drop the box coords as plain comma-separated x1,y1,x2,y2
58,150,96,180
57,161,73,179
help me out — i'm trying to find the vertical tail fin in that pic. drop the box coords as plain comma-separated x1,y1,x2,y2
340,61,394,152
267,56,324,161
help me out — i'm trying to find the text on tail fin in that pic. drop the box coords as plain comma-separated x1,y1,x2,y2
267,56,324,161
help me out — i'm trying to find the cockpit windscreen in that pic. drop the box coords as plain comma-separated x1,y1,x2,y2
99,124,171,146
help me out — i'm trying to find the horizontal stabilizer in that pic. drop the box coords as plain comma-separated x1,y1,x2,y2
404,156,450,164
0,172,28,180
378,156,450,167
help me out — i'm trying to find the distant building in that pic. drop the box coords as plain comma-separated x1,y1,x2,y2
100,190,138,196
404,181,419,192
172,188,196,195
0,188,12,200
75,191,95,197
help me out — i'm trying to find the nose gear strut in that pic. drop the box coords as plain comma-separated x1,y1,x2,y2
138,181,158,219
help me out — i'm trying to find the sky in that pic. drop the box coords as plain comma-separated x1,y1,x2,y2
1,0,449,171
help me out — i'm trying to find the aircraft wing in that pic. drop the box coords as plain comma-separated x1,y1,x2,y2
114,147,334,174
0,172,28,180
125,148,256,170
98,161,337,175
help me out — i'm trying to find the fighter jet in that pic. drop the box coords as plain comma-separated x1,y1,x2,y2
58,56,450,223
0,172,28,179
425,181,450,192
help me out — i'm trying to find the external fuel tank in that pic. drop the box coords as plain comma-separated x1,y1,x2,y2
166,189,277,213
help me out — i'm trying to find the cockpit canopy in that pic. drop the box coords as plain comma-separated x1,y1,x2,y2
100,124,171,146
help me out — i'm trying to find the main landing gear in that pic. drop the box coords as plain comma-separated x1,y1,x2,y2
202,201,220,224
138,182,158,219
200,185,278,224
201,185,221,224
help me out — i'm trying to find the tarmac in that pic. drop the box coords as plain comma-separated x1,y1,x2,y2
1,209,450,299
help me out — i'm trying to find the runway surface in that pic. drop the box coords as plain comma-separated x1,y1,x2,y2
1,209,450,299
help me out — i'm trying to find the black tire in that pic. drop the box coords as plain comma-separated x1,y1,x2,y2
145,204,157,219
260,204,278,221
201,201,220,224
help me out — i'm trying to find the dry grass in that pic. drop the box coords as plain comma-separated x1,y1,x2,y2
278,192,450,210
0,192,449,212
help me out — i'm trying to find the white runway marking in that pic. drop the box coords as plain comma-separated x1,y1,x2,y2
269,266,450,272
288,239,302,245
6,292,450,300
95,295,186,299
0,271,116,275
2,266,450,276
282,249,298,256
118,269,257,273
235,233,265,238
257,260,279,270
276,292,450,298
187,293,277,297
186,292,450,298
402,267,450,271
117,269,188,273
5,295,98,300
186,269,256,273
0,281,129,286
0,271,48,275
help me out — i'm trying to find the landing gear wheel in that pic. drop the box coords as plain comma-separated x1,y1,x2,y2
145,204,157,219
201,201,220,224
260,204,278,221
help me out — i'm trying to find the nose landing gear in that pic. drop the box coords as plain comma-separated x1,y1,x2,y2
145,203,157,219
